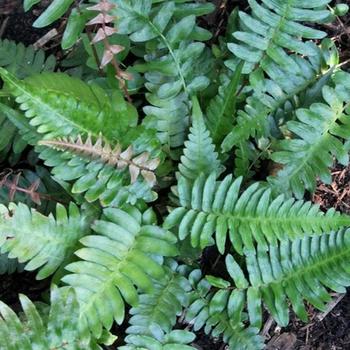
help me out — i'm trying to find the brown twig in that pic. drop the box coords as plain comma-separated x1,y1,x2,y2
0,170,68,205
316,293,346,322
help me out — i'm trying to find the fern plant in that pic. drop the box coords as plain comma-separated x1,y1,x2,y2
0,286,101,349
0,0,350,349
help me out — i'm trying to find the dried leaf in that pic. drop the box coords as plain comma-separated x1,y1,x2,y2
117,70,133,81
109,44,125,55
91,28,107,44
8,173,20,201
133,152,150,166
120,146,133,161
87,1,116,12
104,26,117,37
129,165,140,183
145,158,160,171
87,13,105,26
141,170,157,186
100,50,114,68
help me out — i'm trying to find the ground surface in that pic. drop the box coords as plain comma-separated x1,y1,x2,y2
1,1,350,349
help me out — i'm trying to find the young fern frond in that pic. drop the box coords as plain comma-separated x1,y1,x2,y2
123,261,196,349
0,285,100,349
185,270,264,350
179,97,222,181
126,263,191,336
118,0,214,148
40,134,160,187
62,206,178,338
206,62,244,145
164,173,350,254
0,202,90,280
214,229,350,328
269,71,350,198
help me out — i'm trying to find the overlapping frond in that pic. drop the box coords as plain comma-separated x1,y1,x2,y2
206,62,243,145
185,270,264,350
62,206,178,337
41,134,160,186
117,0,214,148
0,285,100,349
269,71,350,198
123,261,195,349
164,173,350,254
222,45,335,153
208,229,350,328
0,202,90,279
39,131,162,206
0,68,163,205
0,68,133,141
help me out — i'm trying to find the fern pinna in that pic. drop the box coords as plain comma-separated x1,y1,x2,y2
0,0,349,349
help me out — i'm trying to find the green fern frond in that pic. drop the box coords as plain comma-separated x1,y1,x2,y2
0,253,24,274
0,102,161,206
0,103,39,147
269,71,350,198
228,0,332,74
0,39,56,79
218,229,350,327
179,97,222,181
0,202,90,279
222,46,335,153
40,134,160,187
123,261,195,349
206,62,243,145
120,330,196,350
164,173,350,254
126,263,191,336
234,141,264,180
185,270,264,350
38,130,162,206
221,97,270,152
62,206,178,338
0,285,100,349
0,68,127,142
120,0,214,148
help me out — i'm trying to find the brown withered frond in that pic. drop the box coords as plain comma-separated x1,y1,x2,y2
39,135,160,186
0,170,42,205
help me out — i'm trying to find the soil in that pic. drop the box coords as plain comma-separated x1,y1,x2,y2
1,1,350,349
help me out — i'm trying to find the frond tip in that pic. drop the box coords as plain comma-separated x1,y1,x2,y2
39,135,160,187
